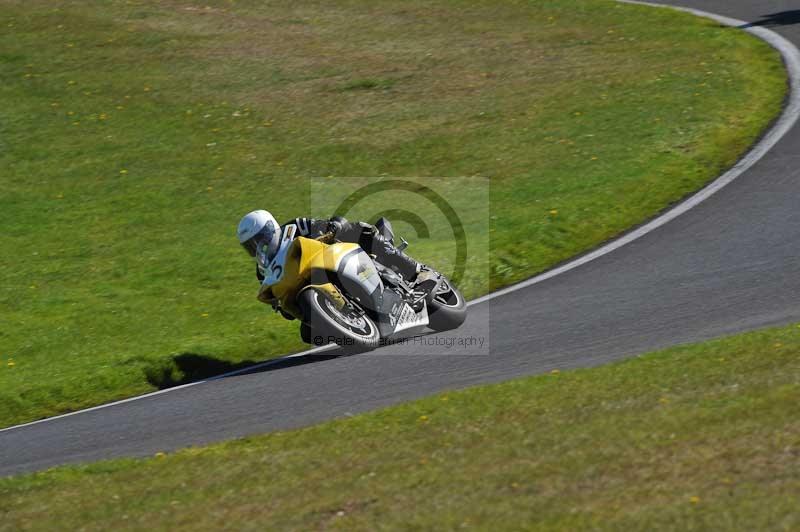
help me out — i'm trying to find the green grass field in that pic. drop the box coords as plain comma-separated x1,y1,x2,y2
0,0,787,427
3,323,799,530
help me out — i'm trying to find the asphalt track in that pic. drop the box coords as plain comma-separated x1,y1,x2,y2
3,1,800,478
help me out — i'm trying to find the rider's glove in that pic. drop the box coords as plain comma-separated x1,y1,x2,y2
328,218,344,235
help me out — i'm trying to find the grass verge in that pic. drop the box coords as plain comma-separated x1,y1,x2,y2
2,323,799,529
0,0,787,427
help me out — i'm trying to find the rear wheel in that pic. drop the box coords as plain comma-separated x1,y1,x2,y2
426,278,467,331
298,288,380,352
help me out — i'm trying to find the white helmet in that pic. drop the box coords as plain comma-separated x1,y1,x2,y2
237,210,280,261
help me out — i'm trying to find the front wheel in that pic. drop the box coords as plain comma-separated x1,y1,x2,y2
298,288,380,352
426,278,467,331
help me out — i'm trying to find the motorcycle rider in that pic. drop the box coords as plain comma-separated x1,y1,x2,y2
237,210,438,315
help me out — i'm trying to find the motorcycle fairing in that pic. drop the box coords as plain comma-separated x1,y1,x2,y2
262,224,298,286
258,233,430,335
259,233,361,319
335,248,384,311
375,289,429,337
336,249,429,336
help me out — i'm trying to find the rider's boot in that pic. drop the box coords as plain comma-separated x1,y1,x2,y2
365,230,421,281
346,220,441,292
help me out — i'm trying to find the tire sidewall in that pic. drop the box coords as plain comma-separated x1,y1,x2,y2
299,288,380,350
427,283,467,332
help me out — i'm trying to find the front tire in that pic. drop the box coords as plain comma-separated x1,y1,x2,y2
426,278,467,331
298,288,380,352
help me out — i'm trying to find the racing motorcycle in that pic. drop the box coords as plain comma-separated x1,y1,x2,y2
258,218,467,351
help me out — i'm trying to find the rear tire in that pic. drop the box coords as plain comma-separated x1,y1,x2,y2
298,288,380,352
426,278,467,331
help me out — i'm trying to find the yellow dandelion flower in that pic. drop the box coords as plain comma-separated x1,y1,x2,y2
689,496,701,504
119,169,128,174
591,156,598,160
143,86,151,92
549,209,558,215
418,415,428,422
7,361,15,367
201,313,209,317
67,80,76,85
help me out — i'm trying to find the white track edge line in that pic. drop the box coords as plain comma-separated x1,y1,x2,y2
471,2,800,305
0,346,334,434
3,2,798,434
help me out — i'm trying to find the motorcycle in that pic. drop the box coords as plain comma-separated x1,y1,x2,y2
257,217,467,351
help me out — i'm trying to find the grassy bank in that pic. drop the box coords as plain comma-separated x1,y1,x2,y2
3,323,799,529
0,0,787,427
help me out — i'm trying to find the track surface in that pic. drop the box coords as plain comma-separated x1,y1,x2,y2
3,1,800,477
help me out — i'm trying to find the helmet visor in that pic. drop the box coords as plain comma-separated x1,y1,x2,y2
241,237,259,258
241,223,280,261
